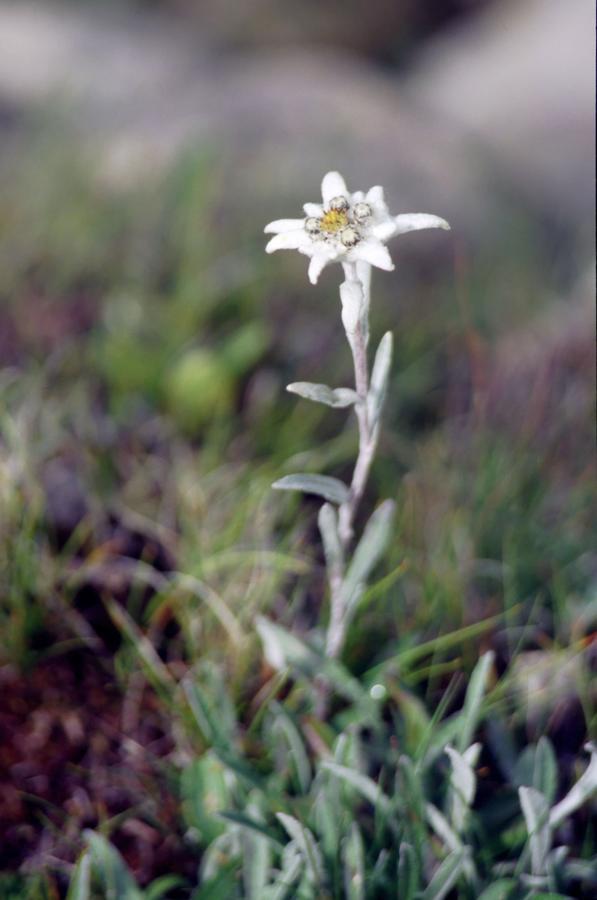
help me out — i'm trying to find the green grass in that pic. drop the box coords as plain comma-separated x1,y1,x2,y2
0,128,595,897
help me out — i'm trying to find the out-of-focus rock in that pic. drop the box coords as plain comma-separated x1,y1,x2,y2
0,1,591,252
0,2,484,234
407,0,594,235
170,0,496,62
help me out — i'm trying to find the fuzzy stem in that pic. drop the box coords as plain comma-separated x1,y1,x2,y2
337,261,377,552
325,262,379,662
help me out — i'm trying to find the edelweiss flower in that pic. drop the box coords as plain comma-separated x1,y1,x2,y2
264,171,450,284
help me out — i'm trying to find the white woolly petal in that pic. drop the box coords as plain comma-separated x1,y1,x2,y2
351,190,365,203
303,202,323,217
308,253,332,284
265,230,311,253
264,218,306,234
370,219,397,242
352,239,394,271
393,213,451,234
321,171,348,203
366,185,385,205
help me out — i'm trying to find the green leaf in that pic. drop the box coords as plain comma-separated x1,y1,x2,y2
255,617,376,717
83,831,143,900
476,879,517,900
341,500,396,612
66,852,91,900
318,503,344,580
457,651,494,752
527,895,572,899
519,786,551,876
240,806,274,900
367,332,393,430
183,677,229,748
194,856,241,900
219,811,283,847
199,831,241,889
145,875,186,900
446,744,481,833
534,737,558,803
322,761,392,814
343,823,365,900
397,755,426,828
421,850,467,900
549,743,597,828
515,738,558,805
180,754,230,843
276,814,323,885
263,845,303,900
270,702,312,793
312,787,340,859
272,474,350,505
287,382,359,408
397,842,418,900
425,803,463,853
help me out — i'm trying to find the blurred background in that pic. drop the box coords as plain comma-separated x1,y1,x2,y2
0,0,594,894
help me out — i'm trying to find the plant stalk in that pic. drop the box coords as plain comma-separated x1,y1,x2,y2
325,262,379,661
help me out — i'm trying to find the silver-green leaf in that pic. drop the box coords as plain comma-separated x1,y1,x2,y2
287,381,359,408
421,849,468,900
519,786,551,876
457,651,494,752
343,823,365,900
318,503,344,578
272,474,350,505
367,331,393,430
321,761,392,814
66,852,91,900
342,499,396,612
549,742,597,828
276,813,324,885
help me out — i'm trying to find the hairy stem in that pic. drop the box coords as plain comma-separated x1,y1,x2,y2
325,262,379,661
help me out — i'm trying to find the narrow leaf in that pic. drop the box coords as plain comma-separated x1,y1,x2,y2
534,737,558,803
343,823,365,900
276,813,323,885
549,743,597,828
342,500,396,614
476,880,517,900
322,761,392,814
83,831,143,900
273,474,350,505
425,803,462,853
421,850,467,900
446,744,481,833
397,842,419,900
266,845,303,900
219,811,283,847
255,617,376,717
241,812,274,900
145,876,186,900
367,332,393,429
270,701,312,793
318,503,344,580
287,382,359,408
519,786,551,876
457,651,494,752
66,852,91,900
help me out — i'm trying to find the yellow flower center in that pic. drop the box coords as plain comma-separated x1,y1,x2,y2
320,209,349,233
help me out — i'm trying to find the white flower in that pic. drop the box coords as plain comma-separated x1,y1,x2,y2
264,171,450,285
